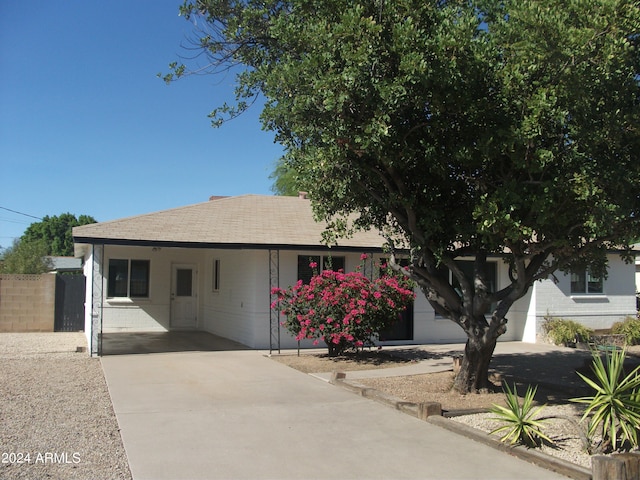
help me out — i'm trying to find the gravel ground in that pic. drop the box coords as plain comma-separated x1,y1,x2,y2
0,333,132,480
451,404,593,469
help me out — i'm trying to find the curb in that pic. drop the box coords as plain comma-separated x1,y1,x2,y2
328,371,592,480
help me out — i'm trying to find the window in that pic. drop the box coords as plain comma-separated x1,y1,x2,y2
452,261,497,297
107,259,150,298
571,269,603,294
435,260,497,315
212,259,220,292
297,255,345,284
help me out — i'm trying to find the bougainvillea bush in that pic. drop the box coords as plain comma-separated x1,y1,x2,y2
271,256,415,356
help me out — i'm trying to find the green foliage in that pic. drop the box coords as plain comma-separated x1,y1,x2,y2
542,317,593,346
269,156,302,196
22,213,96,257
0,239,52,274
611,317,640,346
489,383,551,447
168,0,640,392
572,348,640,452
0,213,96,274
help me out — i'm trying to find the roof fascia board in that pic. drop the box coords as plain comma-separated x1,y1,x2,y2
72,237,391,253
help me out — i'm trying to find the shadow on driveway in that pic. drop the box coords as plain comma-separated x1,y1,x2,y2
100,331,249,355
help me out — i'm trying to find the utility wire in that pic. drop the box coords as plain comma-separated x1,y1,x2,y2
0,206,42,220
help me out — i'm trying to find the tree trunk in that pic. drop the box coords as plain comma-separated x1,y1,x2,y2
452,335,497,394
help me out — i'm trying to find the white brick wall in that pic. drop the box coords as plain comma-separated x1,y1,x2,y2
77,244,637,349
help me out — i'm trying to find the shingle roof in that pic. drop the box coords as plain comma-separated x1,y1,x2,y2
72,194,387,251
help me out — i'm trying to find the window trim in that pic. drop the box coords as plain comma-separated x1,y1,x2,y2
107,258,150,299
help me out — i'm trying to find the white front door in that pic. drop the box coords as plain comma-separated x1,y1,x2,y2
170,264,197,329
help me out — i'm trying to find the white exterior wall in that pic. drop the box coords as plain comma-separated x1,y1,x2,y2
82,248,94,346
101,245,206,333
201,249,266,347
522,254,636,340
80,244,636,350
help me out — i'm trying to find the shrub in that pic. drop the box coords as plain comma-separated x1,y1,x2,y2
611,317,640,346
571,348,640,453
542,317,593,347
489,383,551,447
271,256,415,356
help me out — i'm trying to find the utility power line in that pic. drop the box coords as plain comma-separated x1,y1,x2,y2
0,206,42,220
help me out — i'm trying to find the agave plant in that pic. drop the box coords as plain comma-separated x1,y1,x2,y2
489,383,551,447
571,348,640,452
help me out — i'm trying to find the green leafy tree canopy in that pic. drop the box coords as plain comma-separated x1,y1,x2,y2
0,239,52,274
165,0,640,392
22,213,96,257
1,213,96,274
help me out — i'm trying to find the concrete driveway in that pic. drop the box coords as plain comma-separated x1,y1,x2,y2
101,346,569,480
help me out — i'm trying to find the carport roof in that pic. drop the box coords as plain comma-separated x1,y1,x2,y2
72,194,389,251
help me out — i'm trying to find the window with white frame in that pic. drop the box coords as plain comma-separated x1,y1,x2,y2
107,259,150,298
570,268,603,294
297,255,345,284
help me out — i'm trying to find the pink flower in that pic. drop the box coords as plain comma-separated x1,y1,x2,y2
373,291,382,299
360,253,368,260
309,261,318,268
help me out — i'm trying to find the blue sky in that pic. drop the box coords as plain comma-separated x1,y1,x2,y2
0,1,284,248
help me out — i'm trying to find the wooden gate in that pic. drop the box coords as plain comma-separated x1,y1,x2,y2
54,274,85,332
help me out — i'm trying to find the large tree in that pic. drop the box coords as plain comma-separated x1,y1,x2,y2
166,0,640,392
22,213,96,257
1,214,96,274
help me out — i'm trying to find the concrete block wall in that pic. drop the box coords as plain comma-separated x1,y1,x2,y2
0,274,56,332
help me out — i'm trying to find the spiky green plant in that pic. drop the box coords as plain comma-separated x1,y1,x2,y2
489,383,551,447
571,348,640,452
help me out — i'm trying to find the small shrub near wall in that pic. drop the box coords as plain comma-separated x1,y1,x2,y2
542,316,593,347
611,317,640,345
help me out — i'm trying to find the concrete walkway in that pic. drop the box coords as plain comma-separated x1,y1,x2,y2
310,341,595,385
101,343,570,480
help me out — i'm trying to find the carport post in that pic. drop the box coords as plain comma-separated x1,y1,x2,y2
90,243,104,356
269,249,280,354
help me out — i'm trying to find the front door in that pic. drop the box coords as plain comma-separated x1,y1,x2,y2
171,264,197,329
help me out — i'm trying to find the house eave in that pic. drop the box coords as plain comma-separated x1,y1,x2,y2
72,236,392,253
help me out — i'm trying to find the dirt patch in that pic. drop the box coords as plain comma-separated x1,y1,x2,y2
270,350,413,373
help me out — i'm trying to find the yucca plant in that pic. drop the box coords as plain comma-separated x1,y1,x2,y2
489,383,551,447
571,348,640,452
